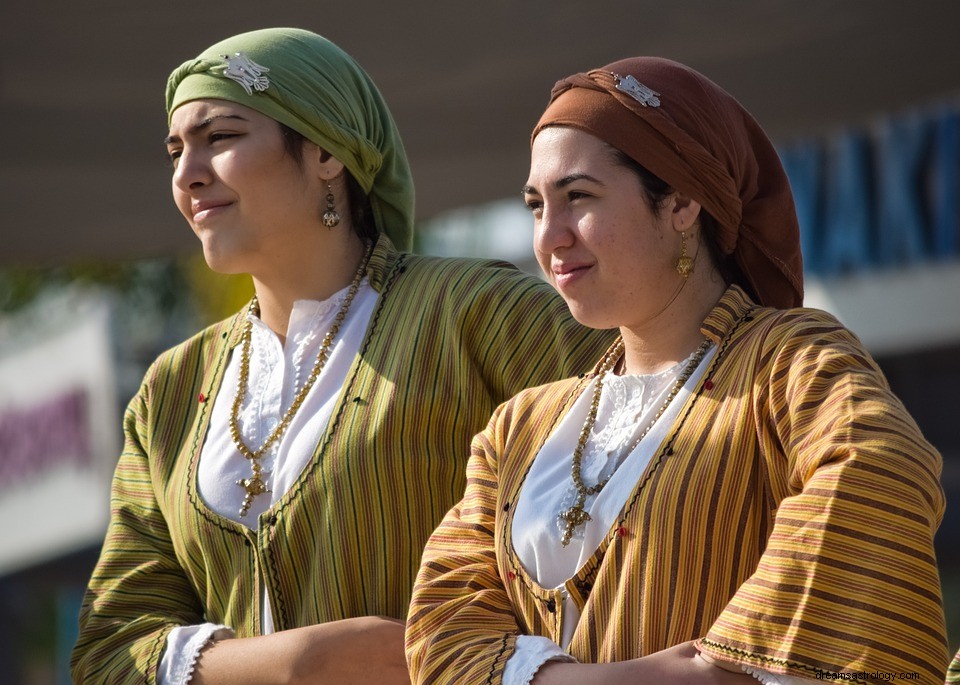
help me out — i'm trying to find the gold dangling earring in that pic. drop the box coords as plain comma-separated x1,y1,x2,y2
676,231,695,278
322,183,341,228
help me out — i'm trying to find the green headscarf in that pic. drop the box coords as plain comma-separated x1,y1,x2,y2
166,27,415,250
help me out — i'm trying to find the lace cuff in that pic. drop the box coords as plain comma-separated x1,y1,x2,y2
503,634,577,685
157,623,234,685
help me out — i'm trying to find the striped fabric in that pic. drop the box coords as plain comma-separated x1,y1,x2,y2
70,234,615,684
406,285,948,684
947,651,960,683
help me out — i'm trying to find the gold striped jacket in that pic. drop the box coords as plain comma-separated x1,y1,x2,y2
70,234,614,684
406,286,948,684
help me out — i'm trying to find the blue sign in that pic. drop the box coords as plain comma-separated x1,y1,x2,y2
779,105,960,275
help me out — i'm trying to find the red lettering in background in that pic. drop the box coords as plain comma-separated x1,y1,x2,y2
0,390,91,489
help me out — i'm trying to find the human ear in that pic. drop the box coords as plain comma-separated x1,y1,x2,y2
304,141,346,181
667,193,702,234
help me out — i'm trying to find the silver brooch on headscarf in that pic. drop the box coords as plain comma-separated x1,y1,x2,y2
614,74,660,107
219,52,271,95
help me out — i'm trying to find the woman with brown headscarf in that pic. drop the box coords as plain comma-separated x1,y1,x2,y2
405,57,948,684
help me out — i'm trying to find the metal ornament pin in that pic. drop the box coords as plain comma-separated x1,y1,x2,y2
219,52,271,95
614,74,661,108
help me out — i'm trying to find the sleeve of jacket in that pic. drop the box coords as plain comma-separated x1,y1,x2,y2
406,404,521,685
699,310,948,682
454,262,614,398
947,650,960,683
71,366,205,685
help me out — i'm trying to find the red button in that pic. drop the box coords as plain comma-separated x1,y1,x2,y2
507,571,516,580
198,393,206,403
703,380,714,390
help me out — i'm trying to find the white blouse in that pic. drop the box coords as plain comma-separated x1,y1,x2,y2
502,345,815,684
158,281,377,685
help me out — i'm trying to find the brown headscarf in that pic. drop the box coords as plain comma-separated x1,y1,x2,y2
533,57,803,309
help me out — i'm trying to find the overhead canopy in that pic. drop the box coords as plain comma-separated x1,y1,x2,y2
4,1,960,265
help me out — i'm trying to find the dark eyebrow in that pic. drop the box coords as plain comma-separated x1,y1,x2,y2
521,173,605,196
164,114,248,145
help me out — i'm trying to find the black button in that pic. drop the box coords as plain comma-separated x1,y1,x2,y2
665,447,674,456
244,539,252,547
503,502,511,512
546,599,556,613
268,514,278,526
577,580,592,592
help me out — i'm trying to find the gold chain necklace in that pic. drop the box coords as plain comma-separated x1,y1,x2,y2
558,337,712,546
230,243,372,517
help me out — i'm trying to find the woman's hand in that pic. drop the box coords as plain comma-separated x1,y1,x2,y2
534,641,753,684
192,616,410,685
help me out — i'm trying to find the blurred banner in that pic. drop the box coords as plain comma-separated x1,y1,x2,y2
0,292,118,575
779,103,960,276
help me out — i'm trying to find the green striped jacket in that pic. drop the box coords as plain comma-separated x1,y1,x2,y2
71,234,614,684
407,286,948,684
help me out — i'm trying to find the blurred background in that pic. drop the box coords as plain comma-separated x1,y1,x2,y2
2,1,959,682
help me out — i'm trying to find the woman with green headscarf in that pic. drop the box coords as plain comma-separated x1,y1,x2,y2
70,28,612,685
